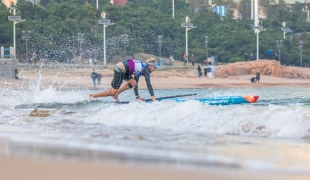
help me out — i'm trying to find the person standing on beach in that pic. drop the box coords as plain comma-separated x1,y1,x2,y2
183,53,188,66
89,53,93,65
191,54,195,66
31,51,38,64
204,65,207,77
88,58,158,102
91,69,98,88
169,55,174,66
197,65,202,77
97,72,102,86
255,71,260,83
244,53,248,61
249,53,254,61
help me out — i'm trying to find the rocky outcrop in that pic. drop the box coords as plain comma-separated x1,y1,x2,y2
215,60,310,79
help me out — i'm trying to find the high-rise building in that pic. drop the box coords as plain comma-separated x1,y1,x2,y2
110,0,126,6
2,0,16,7
2,0,40,7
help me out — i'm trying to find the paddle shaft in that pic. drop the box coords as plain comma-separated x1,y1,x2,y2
144,93,197,102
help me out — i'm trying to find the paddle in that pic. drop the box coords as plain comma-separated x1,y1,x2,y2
144,93,197,102
119,93,197,104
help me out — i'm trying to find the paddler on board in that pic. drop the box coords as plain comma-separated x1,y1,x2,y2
88,58,158,102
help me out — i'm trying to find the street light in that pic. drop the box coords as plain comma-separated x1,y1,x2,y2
120,34,129,58
276,40,283,64
158,35,162,58
181,16,196,66
96,0,98,9
77,33,84,59
172,0,175,19
22,30,31,61
252,0,263,60
98,12,112,65
8,7,25,59
205,36,209,59
299,41,304,67
281,22,292,39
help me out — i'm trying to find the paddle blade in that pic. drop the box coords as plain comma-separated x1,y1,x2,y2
243,96,259,103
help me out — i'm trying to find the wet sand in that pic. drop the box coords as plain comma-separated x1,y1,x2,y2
1,157,310,180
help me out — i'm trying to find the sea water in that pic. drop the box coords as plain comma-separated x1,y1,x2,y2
1,84,310,175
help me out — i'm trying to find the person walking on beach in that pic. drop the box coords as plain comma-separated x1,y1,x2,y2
191,54,195,66
250,53,254,61
31,51,38,64
89,53,93,65
88,58,158,102
197,65,202,78
169,55,174,66
255,71,260,83
244,53,248,61
183,53,188,66
204,65,207,77
91,69,98,88
97,72,102,86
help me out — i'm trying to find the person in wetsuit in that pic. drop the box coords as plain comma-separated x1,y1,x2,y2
88,58,158,102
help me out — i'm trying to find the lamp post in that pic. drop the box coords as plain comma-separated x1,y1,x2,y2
22,30,31,60
252,0,263,60
98,12,112,65
181,16,196,66
276,40,283,64
281,22,292,39
96,0,98,9
299,41,304,67
8,7,25,59
205,36,209,59
158,35,162,58
172,0,175,19
77,33,84,59
120,34,129,58
303,6,310,22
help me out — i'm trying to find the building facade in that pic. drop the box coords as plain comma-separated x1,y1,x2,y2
2,0,40,7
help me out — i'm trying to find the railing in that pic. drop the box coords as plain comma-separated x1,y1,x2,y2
0,46,14,59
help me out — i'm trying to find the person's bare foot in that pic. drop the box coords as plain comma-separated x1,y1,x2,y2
112,95,120,102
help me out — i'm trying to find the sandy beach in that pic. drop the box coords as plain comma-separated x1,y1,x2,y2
1,61,310,90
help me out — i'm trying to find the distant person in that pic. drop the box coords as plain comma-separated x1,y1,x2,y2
268,49,273,60
97,72,102,86
244,53,248,61
169,55,174,66
275,53,279,61
250,77,256,83
89,53,93,65
197,65,202,77
255,71,260,83
93,55,97,65
191,54,195,66
183,53,188,66
204,65,207,77
91,69,98,88
88,58,158,102
250,53,254,61
214,55,218,66
27,52,32,64
31,51,37,64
